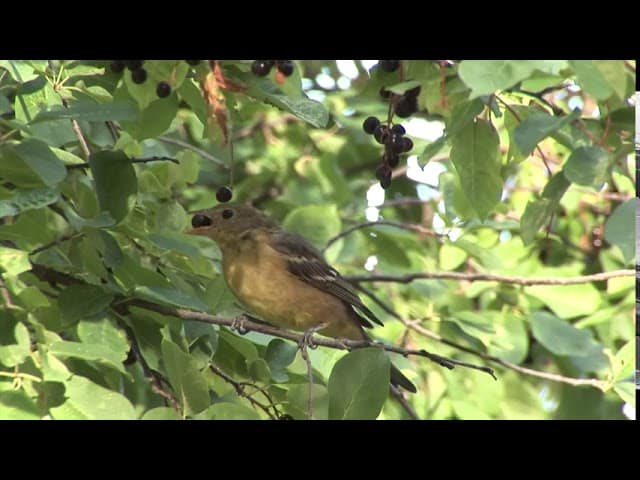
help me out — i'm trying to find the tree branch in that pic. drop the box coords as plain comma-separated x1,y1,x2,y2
157,136,228,169
354,284,611,390
345,269,634,286
324,220,441,252
67,156,180,169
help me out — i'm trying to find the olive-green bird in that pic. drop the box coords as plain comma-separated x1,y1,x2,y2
187,203,416,393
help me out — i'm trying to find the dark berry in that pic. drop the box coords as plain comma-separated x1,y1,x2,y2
131,68,147,84
401,137,414,153
391,124,406,135
384,153,400,168
192,214,213,228
216,186,233,203
363,116,380,135
379,87,391,99
276,60,294,77
375,163,391,182
405,85,422,98
186,60,201,66
394,96,418,118
379,60,401,72
251,60,273,77
110,61,125,74
156,81,172,98
125,60,144,71
389,133,405,153
373,124,390,145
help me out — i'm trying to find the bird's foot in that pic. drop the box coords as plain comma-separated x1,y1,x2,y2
230,316,248,335
299,322,329,352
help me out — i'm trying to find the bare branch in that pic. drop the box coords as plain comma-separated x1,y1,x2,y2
390,385,419,420
345,269,634,286
158,136,228,169
324,220,441,252
355,285,610,390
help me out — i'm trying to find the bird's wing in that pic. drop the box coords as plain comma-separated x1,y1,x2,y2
270,231,383,328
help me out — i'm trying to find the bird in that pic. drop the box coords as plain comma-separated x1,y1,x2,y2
187,203,416,393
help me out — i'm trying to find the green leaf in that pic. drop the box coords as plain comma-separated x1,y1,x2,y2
142,407,182,420
50,375,136,419
449,119,502,219
570,60,627,101
603,198,637,263
77,318,129,355
488,312,529,364
613,382,635,407
58,285,114,323
286,383,329,420
530,311,599,356
449,311,496,345
446,98,485,138
10,139,67,187
0,187,60,218
611,340,634,383
328,347,390,420
513,110,580,157
527,281,601,319
32,102,138,123
161,339,210,416
563,146,611,186
420,136,447,165
283,204,341,250
230,68,329,128
134,285,209,311
0,389,41,419
265,339,298,382
48,340,127,374
459,60,568,98
438,243,467,270
520,173,571,245
89,150,138,224
0,322,31,367
0,246,31,276
386,80,421,95
194,402,261,420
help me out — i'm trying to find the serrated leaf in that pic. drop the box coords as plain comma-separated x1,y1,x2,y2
50,375,136,419
563,146,611,186
449,119,502,219
88,150,137,224
32,102,138,123
58,284,114,322
459,60,568,98
603,198,637,263
328,348,390,420
161,339,209,416
48,340,127,374
513,110,580,157
0,187,59,218
530,311,600,356
283,204,341,250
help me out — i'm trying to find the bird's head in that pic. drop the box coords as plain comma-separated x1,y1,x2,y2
186,203,278,248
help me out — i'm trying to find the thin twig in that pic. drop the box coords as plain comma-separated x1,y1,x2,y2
0,276,19,309
62,98,91,159
324,220,440,252
390,384,419,420
495,95,552,175
114,316,181,412
355,285,610,390
29,232,83,256
300,345,315,420
345,269,634,286
158,136,228,169
67,156,180,169
208,363,278,419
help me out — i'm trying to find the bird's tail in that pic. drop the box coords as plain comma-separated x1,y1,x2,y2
390,362,417,393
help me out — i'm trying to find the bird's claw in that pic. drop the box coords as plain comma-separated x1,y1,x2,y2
299,323,328,352
231,316,248,335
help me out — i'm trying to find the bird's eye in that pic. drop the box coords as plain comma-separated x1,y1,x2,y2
191,213,213,228
221,209,234,220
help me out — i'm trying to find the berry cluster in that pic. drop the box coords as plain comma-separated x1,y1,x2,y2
251,60,294,77
109,60,183,99
363,116,414,189
380,84,421,118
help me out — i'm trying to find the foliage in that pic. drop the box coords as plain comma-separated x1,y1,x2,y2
0,59,635,420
